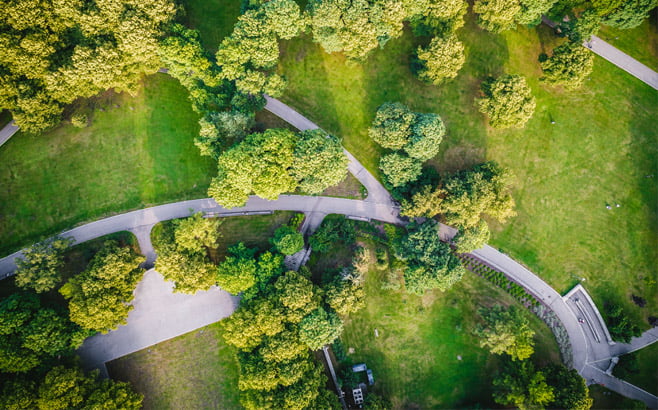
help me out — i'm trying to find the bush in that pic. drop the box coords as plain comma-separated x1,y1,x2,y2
271,226,304,255
70,113,88,128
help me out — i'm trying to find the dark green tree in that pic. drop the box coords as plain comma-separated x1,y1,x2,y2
544,364,593,410
493,360,555,410
271,226,305,255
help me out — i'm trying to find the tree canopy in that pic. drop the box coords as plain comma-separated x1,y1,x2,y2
208,128,348,208
393,220,465,294
476,305,535,361
477,74,536,129
0,0,177,132
593,0,658,29
174,213,222,254
474,0,521,32
15,237,71,293
59,241,144,333
155,245,217,294
540,42,594,90
216,243,259,294
271,226,305,255
415,34,465,85
493,360,555,410
298,307,344,350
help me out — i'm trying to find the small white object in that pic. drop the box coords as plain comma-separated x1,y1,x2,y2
457,355,462,361
374,328,379,337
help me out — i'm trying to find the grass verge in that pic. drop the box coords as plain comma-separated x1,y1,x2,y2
106,322,240,410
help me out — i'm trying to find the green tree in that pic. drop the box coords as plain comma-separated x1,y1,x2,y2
604,304,641,343
593,0,658,29
0,377,37,409
298,307,344,350
15,237,72,293
273,271,320,322
438,161,516,228
405,113,446,161
0,0,177,132
195,111,255,159
368,102,416,150
493,360,555,410
400,184,444,217
544,365,593,410
380,153,423,188
174,213,222,254
415,34,465,85
540,42,594,89
292,130,349,194
516,0,559,25
59,241,145,333
454,220,491,253
307,0,408,60
271,226,305,255
476,305,535,361
394,220,465,294
560,9,602,43
325,277,366,316
477,74,536,129
155,246,217,294
409,0,468,36
259,330,309,362
216,243,258,294
309,217,356,253
473,0,521,32
0,293,80,373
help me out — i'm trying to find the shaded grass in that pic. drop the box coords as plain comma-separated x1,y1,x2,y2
589,384,646,409
338,243,560,408
0,110,11,129
278,15,658,328
178,0,241,53
0,74,215,257
615,342,658,395
106,321,240,410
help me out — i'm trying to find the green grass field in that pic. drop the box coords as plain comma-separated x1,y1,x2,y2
335,243,560,408
277,15,658,329
598,13,658,72
106,322,240,410
0,74,214,257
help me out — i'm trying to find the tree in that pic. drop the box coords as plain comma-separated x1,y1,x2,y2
368,102,416,150
325,277,366,316
271,226,305,255
409,0,468,36
380,153,423,188
593,0,658,29
516,0,559,25
259,330,309,362
216,243,258,294
406,113,446,161
59,241,145,333
438,161,516,229
559,9,602,43
493,360,555,410
604,304,641,343
195,111,255,159
544,365,593,410
0,0,177,132
400,184,444,217
174,213,222,254
415,35,465,85
476,305,535,361
540,42,594,89
292,130,349,194
393,220,465,294
273,271,321,323
155,246,217,294
477,74,535,129
0,293,80,373
298,307,343,350
309,216,356,253
307,0,408,60
473,0,521,32
15,237,72,293
454,220,491,253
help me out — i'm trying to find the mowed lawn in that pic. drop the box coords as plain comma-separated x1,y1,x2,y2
277,14,658,328
107,322,240,410
0,74,215,257
339,252,560,409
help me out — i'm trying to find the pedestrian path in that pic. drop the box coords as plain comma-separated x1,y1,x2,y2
0,120,18,148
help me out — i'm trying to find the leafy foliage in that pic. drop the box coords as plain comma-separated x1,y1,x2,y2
379,152,423,188
174,213,222,254
368,102,416,150
155,246,217,294
0,293,81,373
493,360,555,410
604,303,642,343
271,226,305,255
454,220,491,253
0,0,177,132
540,42,594,90
309,216,356,253
393,220,465,294
415,34,465,85
298,307,344,350
473,0,521,32
593,0,658,29
477,74,536,129
516,0,559,25
325,274,366,316
15,237,72,293
208,128,348,208
544,365,593,410
476,305,535,361
216,243,259,294
409,0,468,36
59,241,144,333
195,111,255,159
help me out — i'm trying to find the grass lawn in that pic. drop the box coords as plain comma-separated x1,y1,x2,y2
0,74,214,257
337,243,560,408
106,321,240,410
277,14,658,328
598,13,658,72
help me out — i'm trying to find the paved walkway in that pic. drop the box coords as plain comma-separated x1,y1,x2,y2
542,16,658,91
0,120,19,148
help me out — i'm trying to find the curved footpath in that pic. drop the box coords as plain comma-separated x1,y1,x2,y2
0,99,656,406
